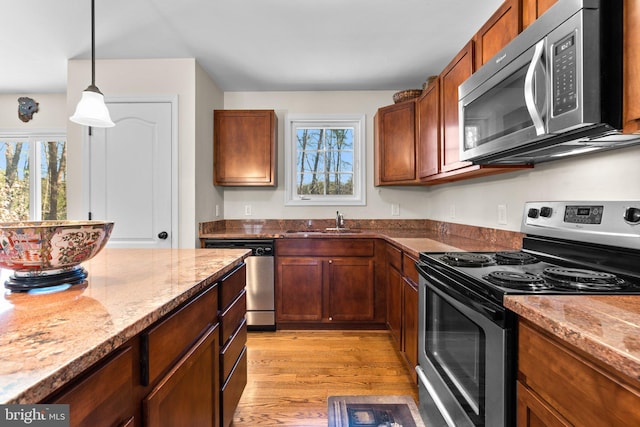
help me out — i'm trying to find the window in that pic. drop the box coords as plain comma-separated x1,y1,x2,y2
0,132,67,222
285,114,365,206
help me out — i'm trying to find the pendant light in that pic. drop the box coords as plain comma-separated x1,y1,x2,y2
70,0,115,128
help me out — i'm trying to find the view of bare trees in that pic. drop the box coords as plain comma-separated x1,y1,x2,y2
0,140,67,222
296,128,354,195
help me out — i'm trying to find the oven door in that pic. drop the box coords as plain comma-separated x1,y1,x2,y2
415,262,514,427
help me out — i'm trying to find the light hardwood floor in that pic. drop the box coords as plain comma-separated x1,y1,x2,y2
232,330,418,426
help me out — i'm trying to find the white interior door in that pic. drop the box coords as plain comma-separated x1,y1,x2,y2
89,101,174,248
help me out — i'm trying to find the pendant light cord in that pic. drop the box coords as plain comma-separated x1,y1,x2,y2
91,0,96,87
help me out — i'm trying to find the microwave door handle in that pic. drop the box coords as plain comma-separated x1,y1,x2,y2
524,39,546,136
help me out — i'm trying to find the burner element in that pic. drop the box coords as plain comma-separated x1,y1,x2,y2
494,251,539,265
484,271,553,290
441,253,494,267
543,267,628,291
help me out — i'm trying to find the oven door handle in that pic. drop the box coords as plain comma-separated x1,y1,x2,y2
416,261,506,325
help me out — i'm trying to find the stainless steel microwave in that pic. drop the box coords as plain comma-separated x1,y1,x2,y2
458,0,638,165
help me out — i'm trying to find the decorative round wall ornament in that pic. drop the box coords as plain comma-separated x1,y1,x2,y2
18,97,39,122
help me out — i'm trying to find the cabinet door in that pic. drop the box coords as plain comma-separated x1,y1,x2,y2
624,0,640,132
517,382,571,427
402,278,418,383
416,79,440,178
144,324,219,427
522,0,558,29
386,247,403,347
440,41,475,173
328,258,375,321
374,100,417,185
474,0,521,66
277,257,323,321
213,110,277,186
51,346,134,427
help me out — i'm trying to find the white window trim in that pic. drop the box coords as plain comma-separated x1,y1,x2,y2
284,113,366,206
0,129,66,220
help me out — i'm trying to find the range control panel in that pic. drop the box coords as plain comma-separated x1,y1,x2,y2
523,201,640,250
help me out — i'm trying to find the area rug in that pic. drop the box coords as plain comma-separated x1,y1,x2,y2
328,395,425,427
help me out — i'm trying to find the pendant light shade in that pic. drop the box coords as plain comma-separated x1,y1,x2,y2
70,0,114,128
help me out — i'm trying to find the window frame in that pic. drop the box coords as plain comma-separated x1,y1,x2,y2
284,113,366,206
0,129,66,221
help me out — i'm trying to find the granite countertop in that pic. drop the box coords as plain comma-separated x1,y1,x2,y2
0,248,249,404
505,295,640,384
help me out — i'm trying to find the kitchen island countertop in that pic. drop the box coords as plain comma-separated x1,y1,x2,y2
505,295,640,384
0,248,249,404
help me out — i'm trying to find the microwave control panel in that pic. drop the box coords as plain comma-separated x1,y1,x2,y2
552,33,577,115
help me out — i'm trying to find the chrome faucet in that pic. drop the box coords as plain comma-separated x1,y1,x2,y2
336,211,345,229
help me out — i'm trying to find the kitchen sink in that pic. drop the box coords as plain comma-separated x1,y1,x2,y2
285,228,361,234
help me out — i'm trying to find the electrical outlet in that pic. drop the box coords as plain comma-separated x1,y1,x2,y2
498,204,508,225
215,205,220,217
244,205,252,216
449,205,456,219
391,203,400,216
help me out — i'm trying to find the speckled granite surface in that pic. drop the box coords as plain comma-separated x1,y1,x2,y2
199,219,524,255
504,295,640,383
0,248,249,404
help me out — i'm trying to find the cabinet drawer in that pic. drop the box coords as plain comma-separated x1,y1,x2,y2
220,290,247,345
278,239,374,257
402,253,419,284
144,325,218,427
219,263,246,310
51,346,134,427
386,244,402,270
221,347,248,427
221,319,247,383
144,285,218,385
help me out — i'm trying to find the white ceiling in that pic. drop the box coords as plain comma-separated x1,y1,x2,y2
2,0,504,94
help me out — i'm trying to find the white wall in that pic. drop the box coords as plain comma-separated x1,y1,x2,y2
195,63,225,230
67,58,223,247
222,91,430,221
222,91,640,231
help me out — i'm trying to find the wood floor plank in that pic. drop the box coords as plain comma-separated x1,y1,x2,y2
231,330,418,426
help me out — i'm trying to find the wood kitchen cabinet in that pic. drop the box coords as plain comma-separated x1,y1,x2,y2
374,100,419,185
522,0,558,29
217,264,248,427
276,238,384,328
213,110,277,186
623,0,640,133
384,244,419,383
517,319,640,427
474,0,521,67
43,264,249,427
416,79,440,179
50,345,136,427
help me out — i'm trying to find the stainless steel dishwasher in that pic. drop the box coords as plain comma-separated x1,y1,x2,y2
203,239,275,330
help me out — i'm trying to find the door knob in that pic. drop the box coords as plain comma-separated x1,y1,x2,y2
158,231,169,239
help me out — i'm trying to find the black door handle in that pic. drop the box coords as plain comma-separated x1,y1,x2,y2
158,231,168,240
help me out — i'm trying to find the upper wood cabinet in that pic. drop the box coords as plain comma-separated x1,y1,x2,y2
474,0,522,67
522,0,558,29
213,110,277,186
374,100,418,185
416,79,440,179
439,41,475,173
623,0,640,133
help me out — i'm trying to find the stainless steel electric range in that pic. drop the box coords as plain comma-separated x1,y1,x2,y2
415,201,640,427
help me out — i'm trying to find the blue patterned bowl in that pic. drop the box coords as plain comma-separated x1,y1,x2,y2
0,221,114,273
